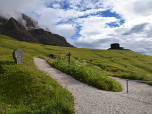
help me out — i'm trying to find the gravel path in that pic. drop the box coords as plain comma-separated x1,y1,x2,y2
34,57,152,114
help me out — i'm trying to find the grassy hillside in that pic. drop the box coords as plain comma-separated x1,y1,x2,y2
0,34,74,113
1,33,152,85
0,34,152,113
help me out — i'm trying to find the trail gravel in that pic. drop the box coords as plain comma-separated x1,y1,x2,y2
34,57,152,114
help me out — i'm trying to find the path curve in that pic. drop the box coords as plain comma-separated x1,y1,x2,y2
34,57,152,114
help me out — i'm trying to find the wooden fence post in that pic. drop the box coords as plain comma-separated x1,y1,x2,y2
66,52,71,64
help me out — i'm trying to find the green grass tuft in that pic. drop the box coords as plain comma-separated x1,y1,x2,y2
41,56,122,92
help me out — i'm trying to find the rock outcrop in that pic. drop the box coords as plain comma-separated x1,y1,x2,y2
0,14,38,28
0,17,36,43
21,14,38,28
28,29,73,47
0,16,7,25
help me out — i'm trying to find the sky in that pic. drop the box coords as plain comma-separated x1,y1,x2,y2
0,0,152,55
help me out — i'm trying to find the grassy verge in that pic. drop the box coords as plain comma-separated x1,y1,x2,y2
41,56,122,92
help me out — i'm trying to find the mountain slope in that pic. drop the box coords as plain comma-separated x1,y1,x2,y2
0,16,7,25
0,15,74,47
21,13,38,28
0,17,37,43
28,29,73,47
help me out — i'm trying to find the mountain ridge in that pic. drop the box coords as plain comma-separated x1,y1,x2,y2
0,14,74,47
0,17,35,43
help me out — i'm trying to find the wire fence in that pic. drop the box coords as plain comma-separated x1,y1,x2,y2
126,79,152,93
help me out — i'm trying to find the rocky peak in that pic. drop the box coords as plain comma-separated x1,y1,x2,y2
21,14,38,28
0,14,38,28
0,16,8,25
0,17,35,43
0,15,74,47
7,17,26,30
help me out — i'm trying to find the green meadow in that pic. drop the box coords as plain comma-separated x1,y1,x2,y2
0,34,74,113
0,34,152,113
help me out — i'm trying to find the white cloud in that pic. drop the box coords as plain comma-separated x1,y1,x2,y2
104,0,152,24
73,0,152,55
38,7,106,23
52,4,62,9
33,6,108,40
54,24,76,37
0,0,44,19
1,0,152,55
75,16,119,43
68,0,105,10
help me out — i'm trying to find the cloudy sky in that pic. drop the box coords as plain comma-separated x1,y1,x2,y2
0,0,152,55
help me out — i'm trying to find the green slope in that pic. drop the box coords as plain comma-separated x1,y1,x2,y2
0,34,74,113
1,33,152,81
1,33,152,113
1,33,152,83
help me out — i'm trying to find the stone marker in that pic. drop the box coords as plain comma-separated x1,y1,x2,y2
13,49,24,64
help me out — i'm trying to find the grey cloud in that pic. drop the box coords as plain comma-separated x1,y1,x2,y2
120,39,152,55
107,34,120,37
87,31,101,36
122,23,149,35
133,0,152,16
124,40,149,49
147,32,152,38
75,38,120,49
96,38,120,44
137,50,152,55
75,37,152,56
108,34,115,36
144,48,152,50
145,26,152,38
74,42,96,49
0,0,44,21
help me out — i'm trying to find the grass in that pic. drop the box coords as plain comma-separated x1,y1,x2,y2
42,56,122,92
0,35,74,113
1,33,152,113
